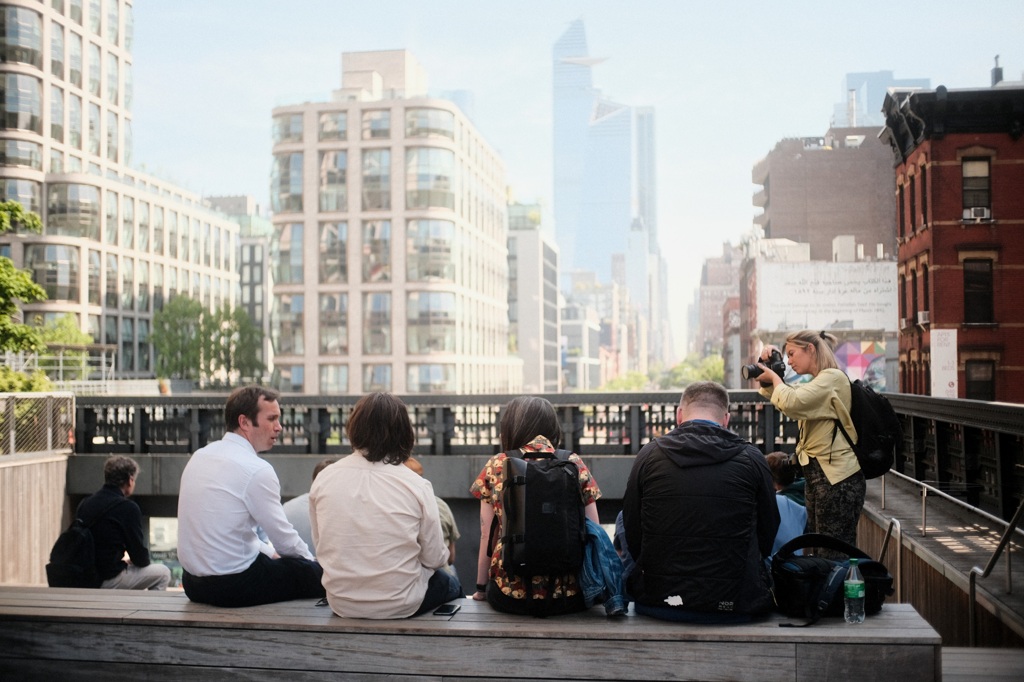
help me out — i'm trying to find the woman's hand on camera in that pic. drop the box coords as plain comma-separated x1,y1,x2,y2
760,344,780,362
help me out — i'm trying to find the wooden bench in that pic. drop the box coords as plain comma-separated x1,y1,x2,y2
0,586,941,681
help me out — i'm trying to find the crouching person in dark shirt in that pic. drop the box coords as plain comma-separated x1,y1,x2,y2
622,381,779,623
77,455,171,590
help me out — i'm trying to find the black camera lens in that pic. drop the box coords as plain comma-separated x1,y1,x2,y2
740,364,763,380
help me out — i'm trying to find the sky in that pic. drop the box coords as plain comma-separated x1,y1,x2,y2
129,1,1024,360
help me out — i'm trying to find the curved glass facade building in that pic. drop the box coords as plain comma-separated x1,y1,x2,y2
0,0,241,378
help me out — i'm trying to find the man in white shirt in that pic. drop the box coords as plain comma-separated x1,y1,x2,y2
177,386,324,607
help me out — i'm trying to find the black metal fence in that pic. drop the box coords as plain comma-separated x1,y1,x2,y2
75,391,1024,522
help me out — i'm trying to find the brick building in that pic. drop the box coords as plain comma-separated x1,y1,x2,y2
881,78,1024,401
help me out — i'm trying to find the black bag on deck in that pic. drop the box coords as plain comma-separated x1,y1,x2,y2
46,497,125,588
835,377,903,479
771,533,894,626
495,448,586,581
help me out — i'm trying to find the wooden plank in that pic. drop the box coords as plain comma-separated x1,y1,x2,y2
795,643,938,682
942,647,1024,681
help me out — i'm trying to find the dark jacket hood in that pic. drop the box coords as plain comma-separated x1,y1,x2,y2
656,421,753,469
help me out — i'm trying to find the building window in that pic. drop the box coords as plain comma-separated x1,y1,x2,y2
87,102,100,154
167,210,177,258
362,364,391,392
0,139,41,170
963,258,993,324
87,250,100,304
897,184,905,238
272,113,302,143
318,111,346,141
965,360,995,401
362,292,391,354
362,220,390,282
50,86,63,142
105,0,118,45
106,110,118,161
104,253,117,307
271,152,303,212
361,110,390,139
319,365,348,394
48,183,100,240
922,265,930,316
318,221,347,283
50,23,64,77
407,364,455,393
68,32,82,87
277,365,305,393
318,150,346,211
106,52,118,105
911,269,918,319
121,317,134,372
137,260,149,311
25,244,79,302
920,164,928,226
149,204,161,255
68,94,81,148
962,158,990,210
0,73,42,134
121,257,133,310
87,42,100,96
0,6,43,68
407,219,455,281
272,222,303,284
361,149,390,210
88,0,100,34
318,293,348,355
909,172,917,230
405,147,455,209
271,293,304,355
407,291,456,354
405,108,455,139
1,178,41,213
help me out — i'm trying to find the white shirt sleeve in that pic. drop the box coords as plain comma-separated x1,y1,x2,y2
245,465,313,561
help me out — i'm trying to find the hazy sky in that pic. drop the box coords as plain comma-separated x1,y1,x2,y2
130,1,1024,357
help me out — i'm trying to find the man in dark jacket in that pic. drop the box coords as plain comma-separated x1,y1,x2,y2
622,381,779,622
76,456,170,590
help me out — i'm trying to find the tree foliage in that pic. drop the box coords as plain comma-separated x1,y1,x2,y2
0,201,46,353
153,296,264,385
0,365,51,392
658,354,725,390
38,313,94,380
601,371,653,392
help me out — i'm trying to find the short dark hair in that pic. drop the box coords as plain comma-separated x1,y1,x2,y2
225,385,280,432
104,455,138,487
766,451,798,487
346,393,414,465
680,381,730,416
500,396,561,452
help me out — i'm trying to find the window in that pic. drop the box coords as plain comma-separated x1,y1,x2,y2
361,149,390,210
407,291,456,353
104,253,117,306
120,317,134,372
106,52,118,104
106,110,117,161
137,260,149,311
920,164,928,226
361,110,390,139
87,42,100,95
272,113,302,143
1,178,41,212
320,365,348,393
909,172,917,230
277,365,305,393
962,158,990,210
87,250,100,304
105,0,118,45
68,94,81,148
319,293,348,354
149,204,161,255
897,184,905,238
318,150,346,211
48,183,100,239
272,294,304,355
88,0,100,34
0,6,43,68
50,23,64,77
50,86,63,142
272,222,303,283
87,102,99,154
407,364,455,393
271,152,303,212
362,220,390,282
68,32,82,87
362,364,391,392
121,257,133,310
318,111,346,141
963,259,993,324
362,292,391,354
318,221,347,283
0,73,42,133
965,360,995,401
405,108,455,139
25,244,79,301
405,147,455,209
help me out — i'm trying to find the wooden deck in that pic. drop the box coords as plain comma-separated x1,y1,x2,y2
0,586,941,681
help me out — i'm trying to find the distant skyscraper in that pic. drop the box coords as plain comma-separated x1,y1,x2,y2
832,71,930,128
268,50,521,395
0,1,242,379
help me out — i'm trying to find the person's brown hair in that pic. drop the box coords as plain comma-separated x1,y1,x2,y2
499,396,561,452
680,381,730,416
225,385,280,431
784,330,840,372
346,392,414,465
766,451,798,488
312,458,337,482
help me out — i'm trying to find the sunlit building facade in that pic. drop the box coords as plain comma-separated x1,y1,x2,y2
269,50,520,394
0,0,240,378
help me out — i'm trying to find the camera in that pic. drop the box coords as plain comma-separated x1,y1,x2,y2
741,349,786,381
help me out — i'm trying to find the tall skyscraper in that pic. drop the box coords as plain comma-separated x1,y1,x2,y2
268,50,521,395
0,1,242,379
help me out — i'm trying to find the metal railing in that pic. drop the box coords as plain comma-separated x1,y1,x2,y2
0,392,75,456
878,516,903,603
969,497,1024,645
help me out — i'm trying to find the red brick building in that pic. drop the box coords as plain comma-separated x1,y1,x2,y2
881,81,1024,401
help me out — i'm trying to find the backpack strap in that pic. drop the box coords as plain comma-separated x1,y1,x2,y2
780,564,847,628
776,532,872,562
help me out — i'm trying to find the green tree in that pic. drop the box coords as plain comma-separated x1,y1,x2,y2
38,313,94,380
152,295,203,380
230,306,265,383
601,371,652,391
0,365,51,392
0,200,46,353
658,354,725,390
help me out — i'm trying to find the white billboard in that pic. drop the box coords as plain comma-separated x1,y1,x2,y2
931,329,958,398
756,261,898,332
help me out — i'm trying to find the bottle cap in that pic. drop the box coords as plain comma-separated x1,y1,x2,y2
849,558,859,565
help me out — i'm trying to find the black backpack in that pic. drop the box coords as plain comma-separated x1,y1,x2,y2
46,497,125,588
491,448,587,584
834,378,903,479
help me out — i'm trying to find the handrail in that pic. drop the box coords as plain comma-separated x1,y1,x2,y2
969,496,1024,646
878,516,902,603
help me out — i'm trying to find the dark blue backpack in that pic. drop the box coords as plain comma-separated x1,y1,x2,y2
835,378,903,479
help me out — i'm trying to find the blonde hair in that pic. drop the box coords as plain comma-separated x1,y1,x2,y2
784,330,839,373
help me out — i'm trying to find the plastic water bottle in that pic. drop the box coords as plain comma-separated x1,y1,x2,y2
844,557,866,624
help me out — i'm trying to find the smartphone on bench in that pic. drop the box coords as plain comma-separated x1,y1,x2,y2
433,603,461,616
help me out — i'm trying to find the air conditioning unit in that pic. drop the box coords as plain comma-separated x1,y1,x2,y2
963,206,991,220
899,318,910,329
917,310,930,325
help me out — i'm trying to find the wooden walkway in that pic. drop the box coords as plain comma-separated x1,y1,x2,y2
0,586,940,681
